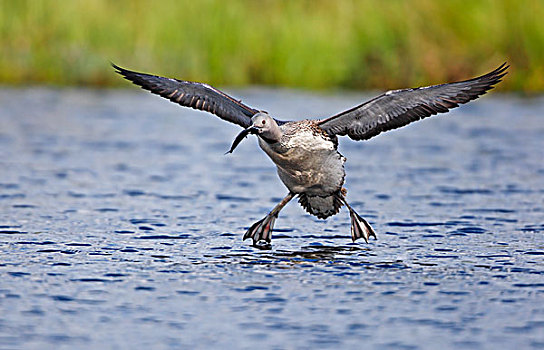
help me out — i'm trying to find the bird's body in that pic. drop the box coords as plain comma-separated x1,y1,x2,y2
113,62,508,248
259,120,346,219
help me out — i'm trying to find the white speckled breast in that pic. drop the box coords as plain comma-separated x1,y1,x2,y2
258,121,346,196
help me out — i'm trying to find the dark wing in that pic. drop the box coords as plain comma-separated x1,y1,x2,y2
318,63,508,140
112,63,260,128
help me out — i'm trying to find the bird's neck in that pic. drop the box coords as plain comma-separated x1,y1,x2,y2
259,134,280,144
260,125,282,144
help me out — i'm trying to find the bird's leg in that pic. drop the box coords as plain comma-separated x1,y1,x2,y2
244,192,295,247
340,196,377,243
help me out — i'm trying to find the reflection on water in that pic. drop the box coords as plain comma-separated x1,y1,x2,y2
0,88,543,349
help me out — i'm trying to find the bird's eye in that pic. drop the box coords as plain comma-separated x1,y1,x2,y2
262,120,266,125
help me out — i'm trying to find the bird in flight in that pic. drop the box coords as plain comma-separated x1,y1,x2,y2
113,62,508,248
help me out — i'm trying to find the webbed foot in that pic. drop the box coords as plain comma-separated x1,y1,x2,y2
242,192,295,248
243,214,277,248
340,195,377,243
348,209,377,243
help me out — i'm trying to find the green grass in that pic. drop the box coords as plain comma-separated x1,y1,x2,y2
1,0,543,91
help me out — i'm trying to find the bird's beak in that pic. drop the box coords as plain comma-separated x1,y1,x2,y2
225,126,259,154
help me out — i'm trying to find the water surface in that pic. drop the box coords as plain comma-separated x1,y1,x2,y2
0,88,543,349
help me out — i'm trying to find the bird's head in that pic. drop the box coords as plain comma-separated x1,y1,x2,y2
226,112,281,154
250,113,281,141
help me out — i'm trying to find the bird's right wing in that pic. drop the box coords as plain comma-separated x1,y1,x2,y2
113,63,260,128
318,63,508,140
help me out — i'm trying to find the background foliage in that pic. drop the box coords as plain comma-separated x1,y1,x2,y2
1,0,542,91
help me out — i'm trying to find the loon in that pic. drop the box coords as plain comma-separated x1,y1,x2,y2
113,63,508,247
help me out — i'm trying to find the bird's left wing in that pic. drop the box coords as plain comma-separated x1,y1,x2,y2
112,63,260,128
318,63,508,141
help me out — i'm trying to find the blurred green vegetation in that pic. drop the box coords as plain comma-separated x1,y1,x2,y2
1,0,543,91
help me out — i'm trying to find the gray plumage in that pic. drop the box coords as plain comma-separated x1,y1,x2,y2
113,62,508,248
112,63,287,128
318,63,508,140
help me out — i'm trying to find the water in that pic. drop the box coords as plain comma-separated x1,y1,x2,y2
0,87,543,349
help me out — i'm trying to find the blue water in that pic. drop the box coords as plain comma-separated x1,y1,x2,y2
0,88,543,349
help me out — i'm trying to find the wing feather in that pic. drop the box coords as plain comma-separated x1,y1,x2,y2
112,63,260,128
318,63,508,140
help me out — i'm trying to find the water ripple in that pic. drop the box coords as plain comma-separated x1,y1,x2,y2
0,89,542,350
